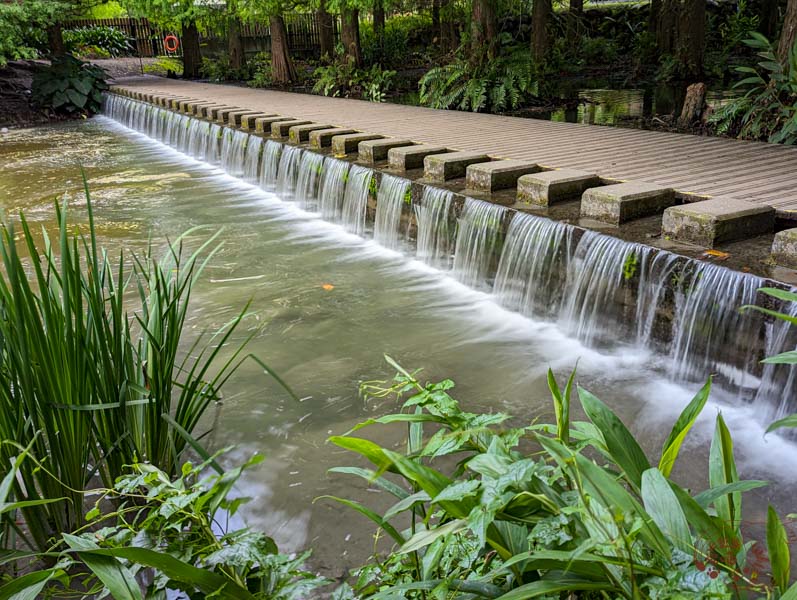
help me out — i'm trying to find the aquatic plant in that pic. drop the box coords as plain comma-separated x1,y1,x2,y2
0,181,287,552
327,358,795,598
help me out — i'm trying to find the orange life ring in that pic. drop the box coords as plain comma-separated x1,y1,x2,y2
164,35,179,52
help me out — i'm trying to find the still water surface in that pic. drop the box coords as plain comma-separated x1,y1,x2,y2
1,117,794,575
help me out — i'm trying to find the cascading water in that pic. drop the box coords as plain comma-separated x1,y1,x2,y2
340,166,373,236
207,124,222,165
755,298,797,419
493,212,575,318
373,175,410,250
294,152,325,210
187,119,208,159
259,141,282,191
221,129,249,177
318,159,350,222
415,187,454,270
452,198,507,289
242,136,263,183
276,146,304,199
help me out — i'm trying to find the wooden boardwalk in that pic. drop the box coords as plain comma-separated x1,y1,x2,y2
112,76,797,217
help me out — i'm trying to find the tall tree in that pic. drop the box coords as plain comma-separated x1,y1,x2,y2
316,0,335,60
181,20,202,78
779,0,797,62
228,17,246,72
531,0,552,63
674,0,705,80
340,6,363,66
270,14,297,83
439,0,456,53
471,0,497,61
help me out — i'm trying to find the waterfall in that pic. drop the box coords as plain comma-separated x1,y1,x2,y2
318,159,350,222
242,136,263,183
175,114,191,153
221,129,249,177
668,262,765,395
187,119,207,159
493,212,575,318
341,166,373,236
374,175,410,250
560,232,656,346
294,152,325,210
276,146,304,199
207,124,222,165
415,187,454,270
259,141,282,191
452,198,507,289
755,298,797,420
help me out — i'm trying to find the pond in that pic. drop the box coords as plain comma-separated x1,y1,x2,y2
1,112,794,578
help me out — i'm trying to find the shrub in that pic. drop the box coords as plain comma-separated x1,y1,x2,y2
63,25,132,57
247,51,273,88
419,47,538,113
31,54,109,114
143,56,183,77
312,59,395,102
361,14,434,68
580,36,619,65
327,358,795,598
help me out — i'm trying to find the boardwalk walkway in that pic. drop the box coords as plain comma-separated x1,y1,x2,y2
112,76,797,217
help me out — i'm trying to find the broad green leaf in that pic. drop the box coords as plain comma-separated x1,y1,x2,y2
641,469,691,553
762,351,797,364
767,414,797,433
710,414,740,529
659,378,711,477
578,386,650,489
547,366,576,445
328,436,394,474
383,490,431,521
495,575,613,599
399,519,468,554
327,466,408,499
693,480,768,508
64,535,142,600
758,287,797,303
0,567,66,600
315,496,404,545
767,506,790,592
433,480,481,503
781,581,797,600
65,89,88,108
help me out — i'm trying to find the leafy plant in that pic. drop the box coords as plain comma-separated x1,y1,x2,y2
64,26,133,58
31,54,108,114
718,0,760,53
142,56,183,77
326,357,792,598
312,59,395,102
709,34,797,144
247,51,273,88
0,454,328,599
419,48,538,113
0,185,286,552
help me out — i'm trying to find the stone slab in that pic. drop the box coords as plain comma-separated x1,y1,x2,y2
191,103,223,118
272,119,313,138
208,106,238,121
241,113,278,131
772,228,797,269
255,116,293,134
662,197,775,247
387,145,449,171
216,107,244,124
332,133,384,155
289,123,333,143
228,110,262,127
309,128,358,149
465,159,540,192
424,151,492,182
358,139,414,164
517,169,601,206
581,181,676,224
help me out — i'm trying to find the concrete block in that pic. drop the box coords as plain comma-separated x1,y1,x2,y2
772,228,797,269
208,106,237,121
216,107,243,124
662,197,775,247
255,116,293,134
424,151,492,182
240,113,278,131
517,169,601,206
466,159,540,192
194,104,224,118
309,128,358,149
358,139,414,164
272,119,313,138
169,97,192,110
178,99,195,113
288,123,333,143
581,181,676,224
228,110,262,127
332,133,384,155
388,145,449,170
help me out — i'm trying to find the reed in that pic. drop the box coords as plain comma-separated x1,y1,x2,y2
0,180,276,552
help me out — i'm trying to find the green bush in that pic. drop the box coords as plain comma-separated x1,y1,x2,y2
247,51,273,88
580,36,619,65
143,56,183,77
327,358,795,598
31,54,109,114
312,59,395,102
361,14,433,68
63,25,132,57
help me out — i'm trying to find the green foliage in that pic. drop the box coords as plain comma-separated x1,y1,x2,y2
579,36,619,66
0,187,283,552
2,455,328,599
64,26,133,57
312,59,395,103
201,54,253,82
718,0,759,53
361,14,434,69
31,54,108,114
247,51,273,88
327,358,777,598
142,56,183,77
710,34,797,144
419,48,538,113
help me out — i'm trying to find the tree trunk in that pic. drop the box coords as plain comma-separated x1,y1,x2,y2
228,18,246,72
341,8,363,67
677,82,706,127
531,0,552,63
270,14,297,85
47,23,66,57
373,0,385,37
432,0,440,32
758,0,779,39
570,0,583,15
674,0,705,81
471,0,497,60
181,21,202,79
779,0,797,62
439,0,456,53
655,0,678,55
317,0,335,60
649,0,661,38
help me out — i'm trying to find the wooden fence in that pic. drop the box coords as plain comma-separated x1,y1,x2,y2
64,14,339,58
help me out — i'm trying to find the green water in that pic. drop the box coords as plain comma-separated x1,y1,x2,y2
1,117,793,577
